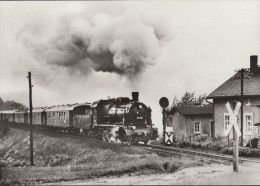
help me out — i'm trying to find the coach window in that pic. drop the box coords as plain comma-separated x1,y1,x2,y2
194,121,201,133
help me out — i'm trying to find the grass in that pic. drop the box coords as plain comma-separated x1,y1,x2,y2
0,122,202,184
2,158,201,184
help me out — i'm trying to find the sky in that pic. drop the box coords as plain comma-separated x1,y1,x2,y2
0,0,259,131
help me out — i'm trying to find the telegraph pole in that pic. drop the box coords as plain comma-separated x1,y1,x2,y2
28,72,34,166
235,68,249,146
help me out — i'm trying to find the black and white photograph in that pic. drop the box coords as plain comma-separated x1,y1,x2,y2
0,0,260,185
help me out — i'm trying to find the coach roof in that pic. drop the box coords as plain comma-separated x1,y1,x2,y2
45,103,91,112
32,108,47,113
15,110,27,114
1,110,17,114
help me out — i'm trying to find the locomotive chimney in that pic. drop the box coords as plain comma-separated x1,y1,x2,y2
250,55,258,74
132,92,139,101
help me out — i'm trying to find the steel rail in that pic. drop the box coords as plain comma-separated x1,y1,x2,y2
137,144,260,164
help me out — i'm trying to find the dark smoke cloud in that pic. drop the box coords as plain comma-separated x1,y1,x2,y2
18,8,170,79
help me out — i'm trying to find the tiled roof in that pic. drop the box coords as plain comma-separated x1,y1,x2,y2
207,69,260,98
169,106,213,115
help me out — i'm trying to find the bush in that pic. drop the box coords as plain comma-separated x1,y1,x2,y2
191,142,201,149
221,147,233,155
209,143,224,151
177,137,260,158
221,147,260,157
251,149,260,157
201,142,212,150
178,141,191,148
178,140,227,152
193,134,209,142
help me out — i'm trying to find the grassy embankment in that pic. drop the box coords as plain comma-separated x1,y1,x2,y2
0,122,202,184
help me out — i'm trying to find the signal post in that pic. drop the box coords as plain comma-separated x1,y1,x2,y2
159,97,171,145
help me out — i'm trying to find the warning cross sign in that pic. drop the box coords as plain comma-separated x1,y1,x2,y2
164,132,173,145
224,102,242,137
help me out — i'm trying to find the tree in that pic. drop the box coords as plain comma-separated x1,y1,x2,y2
0,99,27,111
172,95,179,106
180,92,195,106
196,93,207,105
170,92,209,109
0,97,3,108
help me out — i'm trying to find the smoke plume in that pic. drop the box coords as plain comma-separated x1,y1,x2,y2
18,8,170,79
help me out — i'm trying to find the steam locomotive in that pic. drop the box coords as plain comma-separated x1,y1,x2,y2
0,92,158,144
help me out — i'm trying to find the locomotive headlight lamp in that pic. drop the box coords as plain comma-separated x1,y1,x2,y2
132,126,136,130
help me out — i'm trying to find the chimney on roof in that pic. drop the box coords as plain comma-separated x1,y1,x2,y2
250,55,258,74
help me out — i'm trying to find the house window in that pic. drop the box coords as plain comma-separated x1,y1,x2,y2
224,113,230,131
254,126,258,134
245,114,253,134
194,121,201,133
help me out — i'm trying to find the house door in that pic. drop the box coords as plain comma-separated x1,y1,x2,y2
210,120,215,137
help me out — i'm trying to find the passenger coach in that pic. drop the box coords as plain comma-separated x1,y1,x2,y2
14,110,27,124
45,103,92,130
28,108,47,126
1,110,16,122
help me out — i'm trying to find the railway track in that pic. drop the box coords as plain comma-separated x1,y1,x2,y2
135,143,260,164
2,121,260,165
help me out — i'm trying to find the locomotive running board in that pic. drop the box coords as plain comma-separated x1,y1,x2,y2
93,124,124,127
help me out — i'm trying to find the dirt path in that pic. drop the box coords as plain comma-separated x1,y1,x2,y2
53,162,260,185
